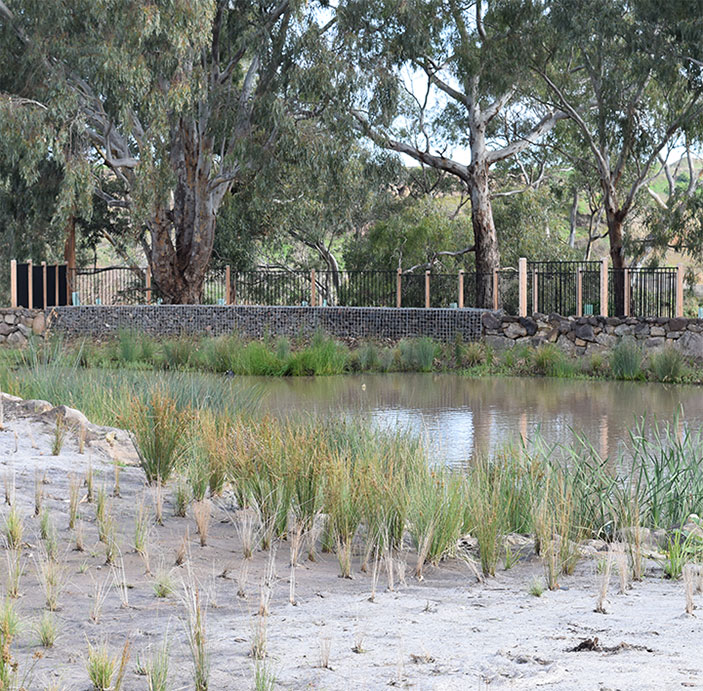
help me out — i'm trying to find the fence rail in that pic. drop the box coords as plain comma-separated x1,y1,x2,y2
9,260,686,318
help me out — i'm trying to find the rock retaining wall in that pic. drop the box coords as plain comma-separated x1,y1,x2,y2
482,312,703,358
46,305,486,342
0,308,46,346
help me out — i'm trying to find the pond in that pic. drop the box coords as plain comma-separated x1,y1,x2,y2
248,373,701,465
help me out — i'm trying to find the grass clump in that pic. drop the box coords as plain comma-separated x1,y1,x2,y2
36,611,58,648
398,337,436,372
610,338,643,380
4,506,23,550
649,346,685,383
127,389,189,484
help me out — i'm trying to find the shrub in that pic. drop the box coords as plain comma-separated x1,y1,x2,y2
610,339,642,380
649,346,685,383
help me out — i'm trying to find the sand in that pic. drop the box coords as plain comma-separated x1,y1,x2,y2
0,394,700,690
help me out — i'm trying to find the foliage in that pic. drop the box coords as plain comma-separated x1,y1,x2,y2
609,339,643,381
649,347,685,383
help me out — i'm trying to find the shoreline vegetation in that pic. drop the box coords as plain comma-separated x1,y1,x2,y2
1,340,703,686
0,329,700,385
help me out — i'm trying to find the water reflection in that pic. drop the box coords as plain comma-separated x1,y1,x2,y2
244,373,698,466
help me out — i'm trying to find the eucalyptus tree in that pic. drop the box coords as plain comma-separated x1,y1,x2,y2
338,0,566,306
0,0,333,302
535,0,703,313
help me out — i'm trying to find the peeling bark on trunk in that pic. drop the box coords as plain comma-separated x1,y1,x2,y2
468,161,500,309
146,120,228,304
607,210,626,316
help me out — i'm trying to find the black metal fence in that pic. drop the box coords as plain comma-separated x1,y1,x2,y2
609,267,678,319
12,262,683,318
68,267,147,305
527,261,601,317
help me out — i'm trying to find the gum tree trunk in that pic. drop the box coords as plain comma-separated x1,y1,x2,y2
469,160,500,309
146,120,229,304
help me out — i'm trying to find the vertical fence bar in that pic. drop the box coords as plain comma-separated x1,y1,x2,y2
27,260,33,309
225,265,231,305
624,268,630,317
54,265,59,306
310,269,316,306
518,257,527,317
425,270,430,308
42,261,47,308
458,270,464,309
10,260,17,308
600,257,608,317
676,265,684,318
576,269,583,317
396,269,402,308
532,268,538,314
492,269,499,310
145,266,152,304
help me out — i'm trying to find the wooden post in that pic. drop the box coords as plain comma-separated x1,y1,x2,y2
576,269,583,317
532,269,538,315
425,270,430,308
42,261,47,309
458,270,464,309
600,257,608,317
676,265,684,318
145,266,152,304
10,260,17,308
624,268,630,317
27,260,33,309
518,257,527,317
66,264,71,306
396,268,402,308
54,265,59,307
310,269,316,307
492,269,499,311
225,265,231,305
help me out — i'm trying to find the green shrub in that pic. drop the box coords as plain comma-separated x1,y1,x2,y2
610,339,643,380
649,346,685,383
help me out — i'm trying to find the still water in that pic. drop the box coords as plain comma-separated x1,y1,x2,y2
249,374,701,465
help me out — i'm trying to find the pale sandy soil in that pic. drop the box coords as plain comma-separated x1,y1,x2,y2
0,395,701,691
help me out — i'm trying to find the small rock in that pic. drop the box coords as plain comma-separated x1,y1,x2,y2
32,313,45,335
504,322,527,339
6,330,26,346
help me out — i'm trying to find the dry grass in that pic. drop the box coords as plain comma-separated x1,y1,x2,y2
193,500,211,548
68,473,81,530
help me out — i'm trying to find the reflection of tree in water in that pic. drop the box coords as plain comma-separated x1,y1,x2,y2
251,374,702,463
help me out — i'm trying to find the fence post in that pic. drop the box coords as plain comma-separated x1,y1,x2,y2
10,260,17,308
225,265,231,305
310,269,316,307
396,269,402,308
492,269,499,311
54,265,59,307
600,257,608,317
42,261,47,309
532,268,538,314
145,266,152,304
624,268,630,317
518,257,527,317
425,270,430,308
27,260,33,309
576,269,583,317
458,270,464,309
676,265,684,318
